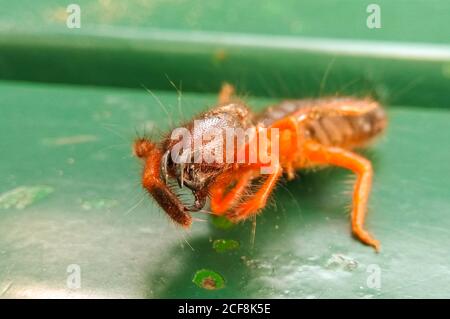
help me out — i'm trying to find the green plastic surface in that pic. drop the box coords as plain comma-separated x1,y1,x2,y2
0,1,449,299
1,81,449,298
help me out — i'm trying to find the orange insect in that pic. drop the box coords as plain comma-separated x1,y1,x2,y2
134,84,387,251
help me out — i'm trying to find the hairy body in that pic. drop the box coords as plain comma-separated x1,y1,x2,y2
134,84,387,251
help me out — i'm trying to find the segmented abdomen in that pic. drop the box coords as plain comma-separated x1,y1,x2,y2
257,97,387,149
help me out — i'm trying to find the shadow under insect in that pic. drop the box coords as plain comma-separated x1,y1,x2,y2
143,157,383,298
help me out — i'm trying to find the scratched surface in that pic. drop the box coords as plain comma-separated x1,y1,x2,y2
0,80,449,298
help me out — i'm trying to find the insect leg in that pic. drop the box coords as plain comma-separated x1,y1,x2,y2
303,141,380,252
270,116,299,180
229,164,282,221
218,82,235,104
210,169,255,214
141,156,192,227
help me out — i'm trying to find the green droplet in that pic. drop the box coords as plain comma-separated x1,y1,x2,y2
212,239,240,253
211,215,235,230
192,269,225,290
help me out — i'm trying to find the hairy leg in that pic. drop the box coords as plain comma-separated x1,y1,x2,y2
218,83,235,104
270,116,299,180
210,169,255,214
303,141,380,251
229,164,282,221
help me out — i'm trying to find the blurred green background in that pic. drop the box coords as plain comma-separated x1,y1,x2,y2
0,0,449,298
